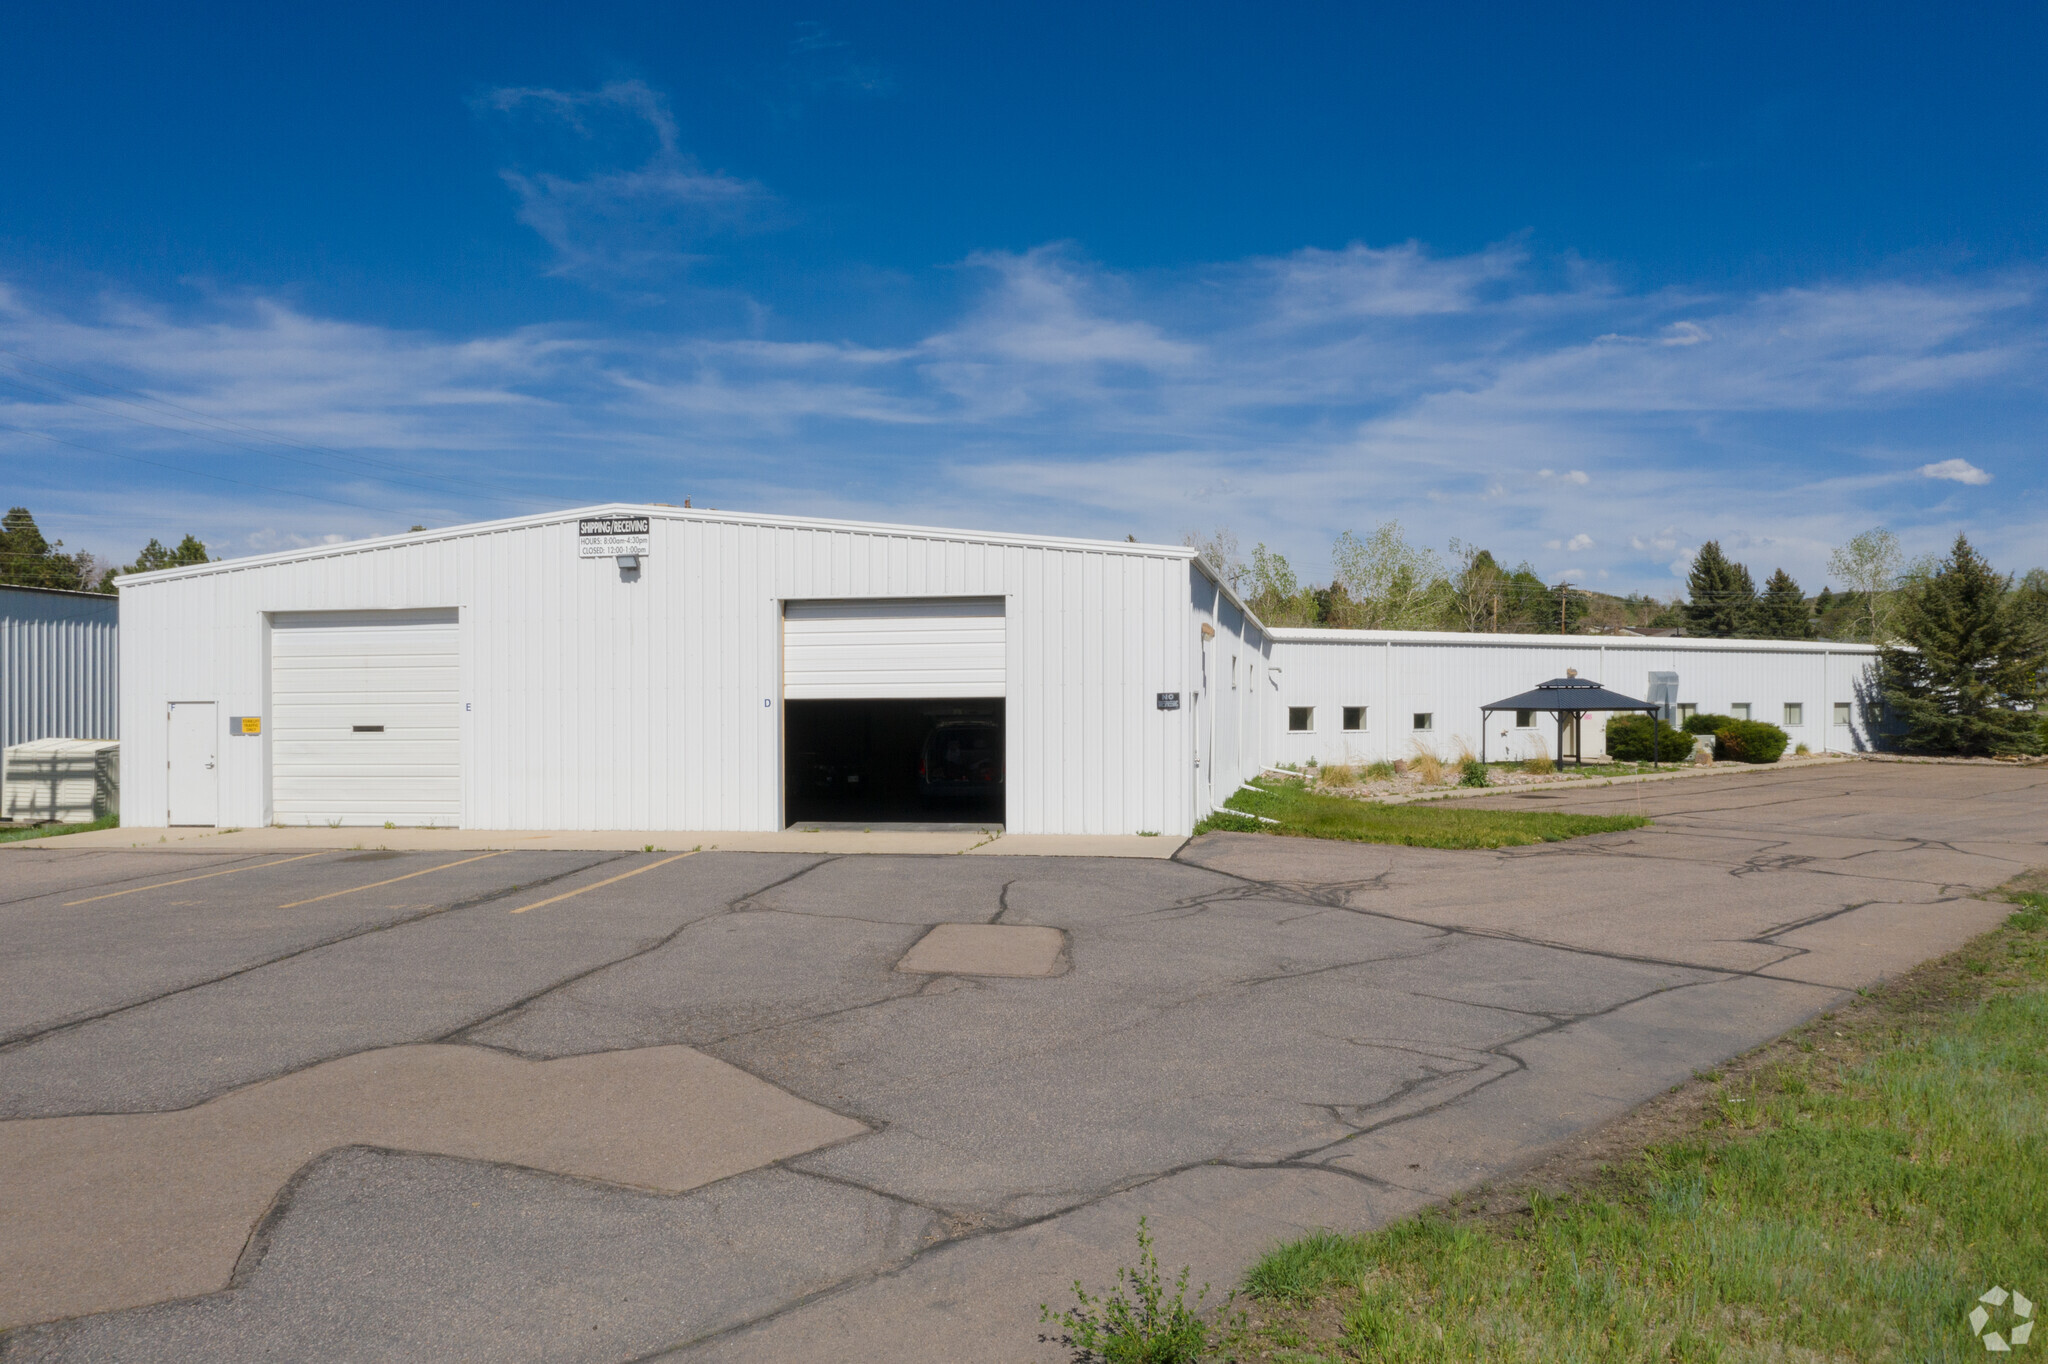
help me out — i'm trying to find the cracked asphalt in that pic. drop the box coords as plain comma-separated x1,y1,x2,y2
0,761,2040,1362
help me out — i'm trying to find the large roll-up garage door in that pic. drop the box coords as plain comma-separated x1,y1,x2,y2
783,598,1005,699
271,609,460,826
783,598,1005,825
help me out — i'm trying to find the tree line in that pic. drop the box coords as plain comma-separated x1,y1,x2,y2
1189,525,1611,634
0,506,209,593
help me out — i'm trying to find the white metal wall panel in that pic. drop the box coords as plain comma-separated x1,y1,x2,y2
270,609,460,826
1,586,118,753
783,598,1006,699
1266,631,1879,766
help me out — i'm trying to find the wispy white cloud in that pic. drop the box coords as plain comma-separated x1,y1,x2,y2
1919,457,1993,485
3,238,2044,590
482,81,774,284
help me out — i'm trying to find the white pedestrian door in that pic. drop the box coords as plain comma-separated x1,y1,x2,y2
271,609,461,827
167,702,218,826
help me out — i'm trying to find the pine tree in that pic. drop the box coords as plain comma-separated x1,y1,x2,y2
0,507,99,591
1755,568,1811,639
1878,535,2046,756
120,536,210,575
1682,541,1756,637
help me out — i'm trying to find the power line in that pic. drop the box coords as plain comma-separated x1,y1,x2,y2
0,422,410,517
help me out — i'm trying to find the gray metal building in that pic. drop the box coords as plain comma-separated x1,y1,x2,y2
1,584,120,754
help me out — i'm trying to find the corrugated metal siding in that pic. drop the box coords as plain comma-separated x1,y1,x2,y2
783,598,1006,699
117,511,1203,835
1,586,119,754
1266,631,1880,766
271,610,462,825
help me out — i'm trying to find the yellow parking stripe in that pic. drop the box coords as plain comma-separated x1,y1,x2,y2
63,853,329,907
510,852,696,914
278,851,508,908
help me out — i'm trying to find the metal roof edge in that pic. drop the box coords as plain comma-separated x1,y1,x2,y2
0,582,120,603
113,503,1200,588
1188,558,1270,639
1264,627,1878,654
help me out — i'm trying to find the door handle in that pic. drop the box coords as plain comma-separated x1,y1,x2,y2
205,761,215,769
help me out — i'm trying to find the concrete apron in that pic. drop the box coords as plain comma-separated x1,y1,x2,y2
7,826,1189,858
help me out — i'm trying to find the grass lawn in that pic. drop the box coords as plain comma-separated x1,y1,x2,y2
1219,882,2048,1362
0,814,119,844
1195,777,1646,849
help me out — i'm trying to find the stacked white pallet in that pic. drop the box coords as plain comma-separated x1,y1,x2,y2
2,738,120,824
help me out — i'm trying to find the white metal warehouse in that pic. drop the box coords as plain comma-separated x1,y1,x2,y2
117,505,1269,835
1265,628,1879,768
116,503,1880,835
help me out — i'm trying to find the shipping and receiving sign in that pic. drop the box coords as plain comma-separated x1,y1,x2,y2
578,516,652,558
230,716,262,735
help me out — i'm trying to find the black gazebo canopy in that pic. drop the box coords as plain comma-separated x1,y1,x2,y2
1479,673,1662,767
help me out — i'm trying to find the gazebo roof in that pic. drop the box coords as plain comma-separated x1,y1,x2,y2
1480,677,1659,714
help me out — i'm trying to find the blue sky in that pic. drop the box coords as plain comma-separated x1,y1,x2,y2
3,1,2044,593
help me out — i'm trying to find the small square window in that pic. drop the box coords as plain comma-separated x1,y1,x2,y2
1288,706,1313,733
1514,709,1535,728
1677,703,1697,722
1783,702,1804,727
1731,703,1751,721
1412,712,1433,731
1342,706,1367,731
1833,702,1852,726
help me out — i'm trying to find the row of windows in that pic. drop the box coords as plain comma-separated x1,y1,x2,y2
1285,702,1856,734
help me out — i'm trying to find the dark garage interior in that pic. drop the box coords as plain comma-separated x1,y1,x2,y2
784,699,1005,826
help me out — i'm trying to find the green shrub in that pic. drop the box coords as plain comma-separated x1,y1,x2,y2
1682,712,1736,735
1458,757,1489,786
1363,760,1397,781
1040,1218,1220,1363
1605,714,1697,762
1716,718,1789,763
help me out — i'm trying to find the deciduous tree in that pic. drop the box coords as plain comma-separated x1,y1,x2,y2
1826,527,1903,642
1328,522,1448,629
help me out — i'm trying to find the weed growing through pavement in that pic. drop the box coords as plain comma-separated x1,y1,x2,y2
1040,1218,1236,1364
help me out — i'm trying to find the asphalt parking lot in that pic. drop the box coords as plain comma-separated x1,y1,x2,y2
1,761,2041,1361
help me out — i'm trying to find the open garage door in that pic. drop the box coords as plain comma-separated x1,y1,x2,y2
271,609,460,826
783,599,1004,826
